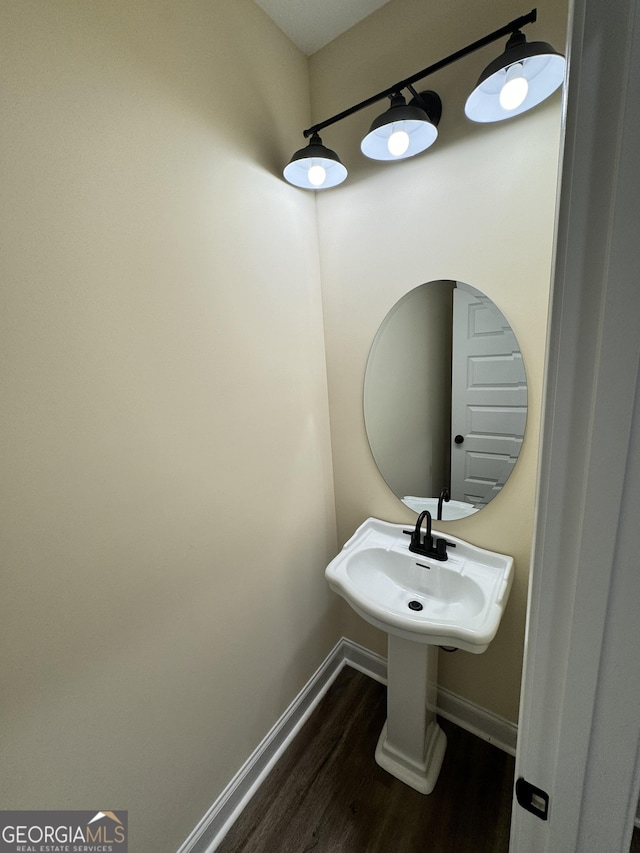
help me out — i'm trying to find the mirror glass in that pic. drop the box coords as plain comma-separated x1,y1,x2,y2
364,281,527,520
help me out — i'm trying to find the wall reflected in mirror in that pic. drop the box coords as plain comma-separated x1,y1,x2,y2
364,281,527,520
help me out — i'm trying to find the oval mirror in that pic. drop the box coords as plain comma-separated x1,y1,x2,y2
364,281,527,520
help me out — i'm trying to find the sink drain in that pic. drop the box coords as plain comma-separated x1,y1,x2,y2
408,600,423,611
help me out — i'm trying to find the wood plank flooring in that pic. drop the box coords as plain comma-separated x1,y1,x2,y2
217,666,514,853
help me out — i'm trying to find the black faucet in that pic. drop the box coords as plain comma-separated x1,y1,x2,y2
408,510,450,561
437,487,450,521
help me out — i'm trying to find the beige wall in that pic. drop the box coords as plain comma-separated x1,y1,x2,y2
0,1,339,850
312,0,568,721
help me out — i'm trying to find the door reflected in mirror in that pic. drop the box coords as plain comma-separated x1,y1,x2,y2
364,281,527,519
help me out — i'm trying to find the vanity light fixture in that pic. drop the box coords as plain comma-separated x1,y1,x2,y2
283,8,565,189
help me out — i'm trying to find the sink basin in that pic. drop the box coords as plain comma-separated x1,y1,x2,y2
401,496,480,519
325,517,513,653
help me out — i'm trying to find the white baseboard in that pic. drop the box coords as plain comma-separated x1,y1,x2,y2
341,636,387,684
177,638,517,853
437,685,517,756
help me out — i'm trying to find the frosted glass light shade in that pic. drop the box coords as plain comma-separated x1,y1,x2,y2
283,134,347,189
361,92,440,161
465,32,565,123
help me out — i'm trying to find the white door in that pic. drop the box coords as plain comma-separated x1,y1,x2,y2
510,0,640,849
450,282,527,505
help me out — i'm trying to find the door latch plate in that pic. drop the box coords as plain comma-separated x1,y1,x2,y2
515,777,549,820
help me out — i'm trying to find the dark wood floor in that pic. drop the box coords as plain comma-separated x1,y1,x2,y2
218,666,515,853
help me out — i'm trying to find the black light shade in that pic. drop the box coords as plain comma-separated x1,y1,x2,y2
465,30,565,122
283,133,348,189
360,91,442,161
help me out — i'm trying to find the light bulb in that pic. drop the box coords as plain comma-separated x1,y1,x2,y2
307,164,327,187
500,63,529,111
387,129,410,157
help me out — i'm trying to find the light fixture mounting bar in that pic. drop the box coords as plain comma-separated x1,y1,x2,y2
303,8,537,139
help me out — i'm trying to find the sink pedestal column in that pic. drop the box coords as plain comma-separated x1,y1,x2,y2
375,635,447,794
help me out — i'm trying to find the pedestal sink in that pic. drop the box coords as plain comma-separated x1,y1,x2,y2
325,517,513,794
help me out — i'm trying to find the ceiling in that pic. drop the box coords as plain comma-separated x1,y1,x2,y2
254,0,394,56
